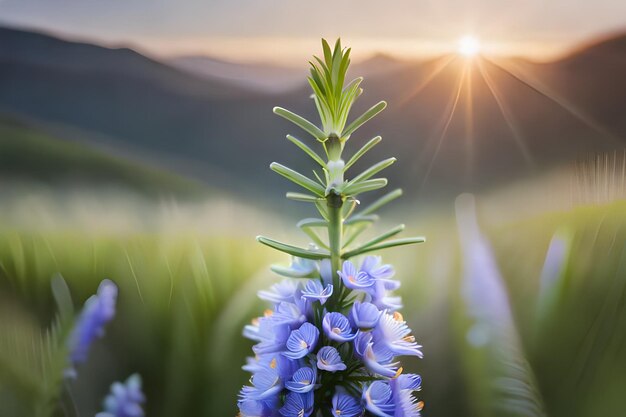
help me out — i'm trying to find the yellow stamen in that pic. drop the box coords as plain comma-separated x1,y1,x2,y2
332,327,342,334
251,318,260,326
417,401,424,411
264,309,273,317
300,340,308,348
270,358,277,369
393,312,404,322
394,367,404,378
403,335,415,343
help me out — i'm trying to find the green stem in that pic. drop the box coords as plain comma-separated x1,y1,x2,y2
327,191,343,307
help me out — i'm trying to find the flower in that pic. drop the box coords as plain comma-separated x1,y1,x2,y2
332,389,362,417
323,312,357,342
258,279,300,303
280,391,314,417
362,375,423,417
285,367,317,393
374,312,423,358
283,322,319,359
338,260,374,290
351,301,382,330
66,279,117,376
316,346,346,372
301,280,333,305
96,374,145,417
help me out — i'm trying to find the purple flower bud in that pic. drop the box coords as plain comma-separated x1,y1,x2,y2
316,346,346,373
67,279,117,376
351,301,382,330
95,374,145,417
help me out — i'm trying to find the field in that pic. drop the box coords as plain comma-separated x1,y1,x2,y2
1,183,624,417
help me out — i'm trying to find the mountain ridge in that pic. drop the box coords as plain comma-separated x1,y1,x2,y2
0,25,624,203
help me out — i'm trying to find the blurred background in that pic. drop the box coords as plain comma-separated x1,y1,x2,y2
0,1,625,416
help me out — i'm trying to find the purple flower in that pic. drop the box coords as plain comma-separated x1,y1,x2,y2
243,365,283,401
285,367,317,393
351,301,382,330
332,389,362,417
258,279,300,303
323,312,357,342
283,322,319,359
363,381,394,416
96,374,145,417
374,313,423,358
301,280,333,305
360,256,395,281
316,346,346,372
237,399,270,417
271,302,306,327
280,391,314,417
67,279,117,376
363,376,423,417
363,342,399,378
338,260,375,290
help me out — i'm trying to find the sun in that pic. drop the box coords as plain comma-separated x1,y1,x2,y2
458,35,481,57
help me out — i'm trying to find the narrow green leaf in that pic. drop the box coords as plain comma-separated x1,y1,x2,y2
316,200,330,221
345,136,382,170
297,218,328,228
286,192,321,203
358,189,403,216
342,101,387,138
312,169,326,187
348,157,396,185
322,39,332,66
343,237,425,258
271,162,326,196
300,227,330,250
273,107,326,141
342,223,370,249
298,217,330,249
342,178,388,196
347,224,405,252
270,264,317,279
341,198,358,219
344,214,379,226
257,236,330,259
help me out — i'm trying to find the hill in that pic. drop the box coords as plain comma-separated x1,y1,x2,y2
0,25,625,203
0,117,209,198
168,55,306,93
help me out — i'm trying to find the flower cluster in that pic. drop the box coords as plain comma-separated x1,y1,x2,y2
66,279,118,377
96,374,146,417
238,257,423,417
238,39,425,417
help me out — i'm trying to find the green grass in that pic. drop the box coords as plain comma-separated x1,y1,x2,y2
0,191,625,417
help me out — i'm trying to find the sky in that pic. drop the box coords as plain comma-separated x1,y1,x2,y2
1,0,625,63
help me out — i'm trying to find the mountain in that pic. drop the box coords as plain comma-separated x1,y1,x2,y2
168,55,306,93
0,25,625,204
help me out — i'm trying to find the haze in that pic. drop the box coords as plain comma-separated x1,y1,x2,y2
1,0,625,63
